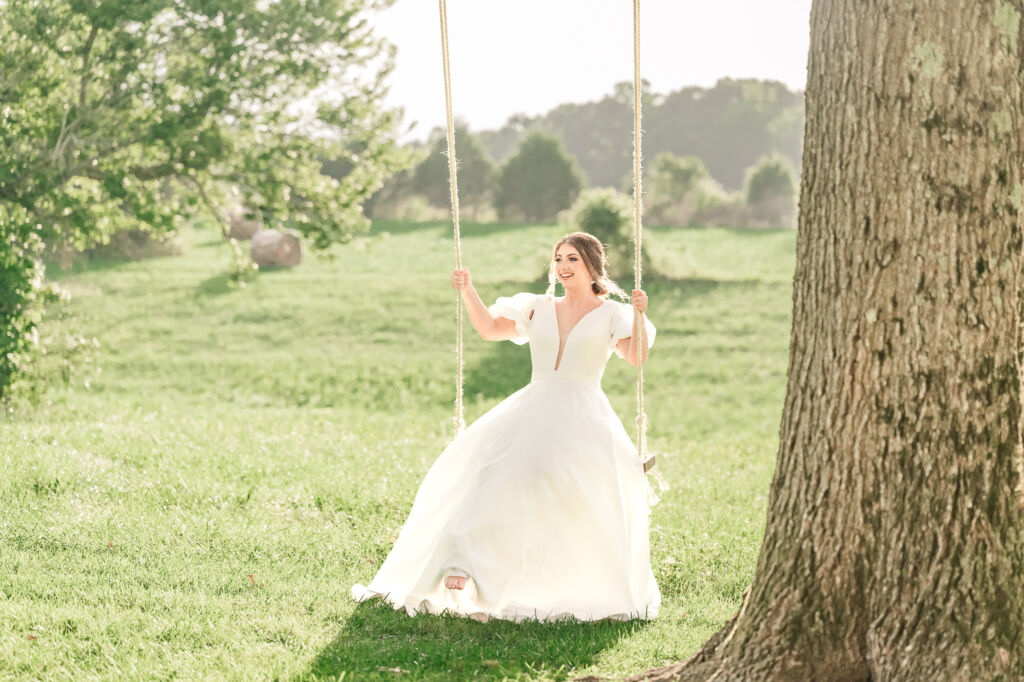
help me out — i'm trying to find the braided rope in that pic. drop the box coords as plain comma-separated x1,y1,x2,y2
631,0,648,465
437,0,465,435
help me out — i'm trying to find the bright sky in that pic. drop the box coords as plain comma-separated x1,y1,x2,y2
372,0,813,140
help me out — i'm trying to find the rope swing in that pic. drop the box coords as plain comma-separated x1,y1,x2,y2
629,1,667,496
437,0,465,435
631,0,649,471
438,1,665,495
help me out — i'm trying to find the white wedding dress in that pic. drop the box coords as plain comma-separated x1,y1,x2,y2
350,292,660,622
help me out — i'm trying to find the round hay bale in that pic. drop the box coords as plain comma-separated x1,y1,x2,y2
251,229,302,267
227,206,262,240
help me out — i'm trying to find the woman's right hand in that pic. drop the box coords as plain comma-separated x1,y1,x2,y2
451,267,472,291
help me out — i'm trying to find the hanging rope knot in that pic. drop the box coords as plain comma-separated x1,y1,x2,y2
651,468,670,492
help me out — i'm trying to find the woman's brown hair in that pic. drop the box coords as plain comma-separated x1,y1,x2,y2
545,232,628,300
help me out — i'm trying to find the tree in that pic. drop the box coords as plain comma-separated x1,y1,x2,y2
494,132,582,222
632,1,1024,679
0,0,409,399
412,125,495,214
744,155,797,228
642,153,728,227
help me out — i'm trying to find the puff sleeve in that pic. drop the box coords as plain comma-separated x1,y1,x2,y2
609,301,656,358
488,292,538,345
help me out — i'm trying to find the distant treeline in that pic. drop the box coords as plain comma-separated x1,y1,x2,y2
343,78,803,228
476,78,803,191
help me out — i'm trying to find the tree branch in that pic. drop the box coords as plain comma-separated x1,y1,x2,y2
79,23,100,110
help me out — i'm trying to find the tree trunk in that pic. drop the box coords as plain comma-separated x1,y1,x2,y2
629,1,1024,679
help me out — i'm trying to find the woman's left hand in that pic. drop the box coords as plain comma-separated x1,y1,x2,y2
631,289,648,314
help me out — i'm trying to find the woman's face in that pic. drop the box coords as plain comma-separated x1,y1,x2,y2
554,243,589,289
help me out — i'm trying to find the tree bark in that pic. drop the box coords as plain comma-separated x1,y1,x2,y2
628,1,1024,679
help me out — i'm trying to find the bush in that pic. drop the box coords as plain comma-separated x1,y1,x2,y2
495,132,583,222
0,227,97,409
638,153,730,227
566,188,652,281
0,229,46,402
2,300,99,410
745,155,797,228
690,192,750,228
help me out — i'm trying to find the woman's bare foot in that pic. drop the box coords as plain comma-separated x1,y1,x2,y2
444,575,467,590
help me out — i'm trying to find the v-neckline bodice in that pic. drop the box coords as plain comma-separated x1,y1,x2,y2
551,296,607,371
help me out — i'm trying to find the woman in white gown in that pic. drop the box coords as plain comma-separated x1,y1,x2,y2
351,231,660,622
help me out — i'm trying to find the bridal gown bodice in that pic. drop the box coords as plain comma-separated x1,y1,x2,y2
350,292,660,623
498,292,654,387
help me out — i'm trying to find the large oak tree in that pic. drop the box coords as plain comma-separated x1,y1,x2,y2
631,1,1024,679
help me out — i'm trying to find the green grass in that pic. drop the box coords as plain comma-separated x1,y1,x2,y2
0,220,796,680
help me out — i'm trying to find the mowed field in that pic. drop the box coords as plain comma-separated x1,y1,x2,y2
0,220,796,680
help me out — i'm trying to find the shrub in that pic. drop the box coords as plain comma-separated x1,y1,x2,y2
690,192,750,228
0,227,96,408
745,155,798,228
638,153,731,227
566,188,652,282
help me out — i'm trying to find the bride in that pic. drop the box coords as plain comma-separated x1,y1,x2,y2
351,231,660,622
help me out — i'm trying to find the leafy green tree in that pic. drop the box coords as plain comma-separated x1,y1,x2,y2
495,132,583,222
0,0,409,399
412,125,495,212
745,155,798,228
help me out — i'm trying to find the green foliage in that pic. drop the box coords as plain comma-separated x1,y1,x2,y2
0,216,47,401
1,219,795,678
0,207,94,406
495,132,583,222
574,188,633,241
745,155,798,228
412,126,496,213
0,0,411,396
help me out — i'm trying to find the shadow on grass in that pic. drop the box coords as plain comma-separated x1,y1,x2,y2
194,271,237,297
301,599,647,681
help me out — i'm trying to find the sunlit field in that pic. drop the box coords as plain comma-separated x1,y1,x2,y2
1,220,795,680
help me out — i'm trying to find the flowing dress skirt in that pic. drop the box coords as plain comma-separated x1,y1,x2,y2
351,374,660,622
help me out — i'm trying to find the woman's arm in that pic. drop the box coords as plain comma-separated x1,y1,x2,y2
451,267,519,341
616,289,650,368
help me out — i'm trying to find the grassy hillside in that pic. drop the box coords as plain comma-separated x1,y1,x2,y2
0,221,795,680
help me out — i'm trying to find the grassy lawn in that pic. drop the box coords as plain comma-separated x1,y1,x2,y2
0,220,795,680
